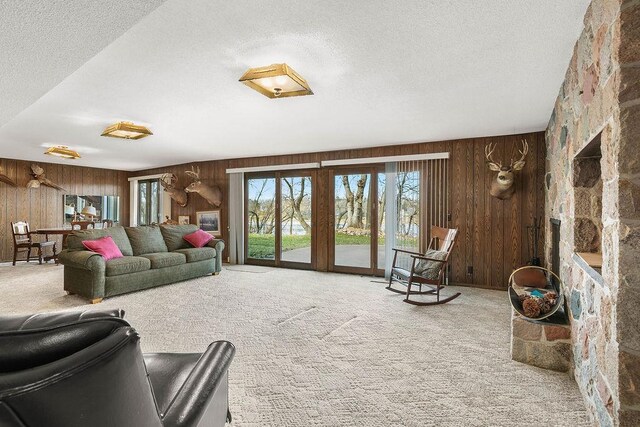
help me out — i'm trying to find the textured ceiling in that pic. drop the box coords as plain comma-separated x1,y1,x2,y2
0,0,591,171
0,0,167,127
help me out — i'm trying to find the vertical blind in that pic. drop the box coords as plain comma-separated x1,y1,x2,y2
228,172,245,264
386,157,450,275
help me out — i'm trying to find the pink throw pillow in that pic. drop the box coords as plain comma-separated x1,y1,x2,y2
183,229,214,248
82,236,123,260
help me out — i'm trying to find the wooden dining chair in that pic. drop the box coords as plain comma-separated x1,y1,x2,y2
386,226,461,306
101,219,114,229
11,221,57,266
71,221,95,230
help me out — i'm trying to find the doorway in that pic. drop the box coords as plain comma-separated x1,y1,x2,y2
329,167,385,275
245,171,315,269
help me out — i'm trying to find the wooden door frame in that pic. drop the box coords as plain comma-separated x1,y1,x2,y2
278,170,317,270
244,170,316,270
328,165,385,276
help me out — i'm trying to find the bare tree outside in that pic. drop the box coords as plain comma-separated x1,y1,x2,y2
246,171,421,265
247,178,276,259
333,174,374,268
247,176,312,261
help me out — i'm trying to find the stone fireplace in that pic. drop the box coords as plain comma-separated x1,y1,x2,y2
510,223,572,373
541,0,640,425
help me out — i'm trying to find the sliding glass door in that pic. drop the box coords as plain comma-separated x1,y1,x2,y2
330,167,384,275
280,176,312,264
246,176,276,260
245,171,315,268
237,156,449,276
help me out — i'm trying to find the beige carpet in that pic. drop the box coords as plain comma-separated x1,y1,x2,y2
0,263,590,426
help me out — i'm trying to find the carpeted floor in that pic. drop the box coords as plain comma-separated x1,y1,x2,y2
0,263,590,426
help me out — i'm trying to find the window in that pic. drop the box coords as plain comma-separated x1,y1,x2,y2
137,178,161,225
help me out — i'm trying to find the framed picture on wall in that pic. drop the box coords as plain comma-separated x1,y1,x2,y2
178,215,190,225
196,210,221,236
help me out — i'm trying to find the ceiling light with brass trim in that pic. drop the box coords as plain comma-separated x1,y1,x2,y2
101,121,153,140
239,63,313,99
44,146,81,159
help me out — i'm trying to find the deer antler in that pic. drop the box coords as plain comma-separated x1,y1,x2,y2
185,165,201,181
485,142,502,170
511,139,529,171
160,173,176,189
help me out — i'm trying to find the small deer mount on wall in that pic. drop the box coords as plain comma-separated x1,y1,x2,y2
160,173,188,207
485,140,528,200
184,165,223,207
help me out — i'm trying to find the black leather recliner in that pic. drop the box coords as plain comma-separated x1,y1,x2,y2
0,309,235,427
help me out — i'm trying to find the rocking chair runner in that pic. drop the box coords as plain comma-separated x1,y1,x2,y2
386,226,461,306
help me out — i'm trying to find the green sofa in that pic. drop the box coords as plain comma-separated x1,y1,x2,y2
58,225,224,303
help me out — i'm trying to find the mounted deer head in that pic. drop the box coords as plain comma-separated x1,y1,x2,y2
160,173,188,207
485,139,528,200
184,165,223,207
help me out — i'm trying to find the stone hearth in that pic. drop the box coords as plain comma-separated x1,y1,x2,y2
511,313,572,372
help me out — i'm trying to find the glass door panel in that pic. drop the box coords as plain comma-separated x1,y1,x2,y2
394,169,421,270
377,173,386,269
150,180,160,224
280,176,312,264
247,177,276,260
138,181,148,225
138,178,161,226
334,173,372,268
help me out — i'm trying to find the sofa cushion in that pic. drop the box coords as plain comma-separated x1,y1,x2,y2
174,247,216,263
66,226,134,256
160,224,199,252
125,225,168,255
141,252,186,269
105,256,151,277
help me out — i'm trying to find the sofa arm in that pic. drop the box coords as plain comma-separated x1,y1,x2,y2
58,250,105,271
207,239,225,272
161,341,235,427
59,250,107,300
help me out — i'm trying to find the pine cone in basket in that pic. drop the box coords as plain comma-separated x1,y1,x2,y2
540,300,552,314
522,297,541,318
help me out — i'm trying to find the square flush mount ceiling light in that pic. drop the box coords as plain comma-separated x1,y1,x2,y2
44,145,80,159
101,121,153,140
239,63,313,99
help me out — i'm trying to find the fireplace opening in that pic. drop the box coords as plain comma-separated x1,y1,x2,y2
573,132,602,274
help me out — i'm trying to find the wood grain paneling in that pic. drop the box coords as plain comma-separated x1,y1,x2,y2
0,159,129,262
132,131,546,289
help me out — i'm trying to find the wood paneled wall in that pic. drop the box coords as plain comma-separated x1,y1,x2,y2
0,159,129,262
133,132,546,289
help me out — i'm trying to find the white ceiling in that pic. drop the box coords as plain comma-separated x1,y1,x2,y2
0,0,167,128
0,0,591,171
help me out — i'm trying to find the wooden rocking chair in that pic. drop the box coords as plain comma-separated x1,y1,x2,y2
386,226,461,306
